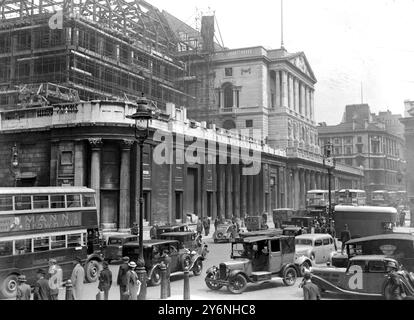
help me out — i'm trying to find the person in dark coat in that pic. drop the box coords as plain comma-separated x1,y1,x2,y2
196,220,203,235
34,269,51,300
302,272,321,300
329,220,337,250
214,218,219,232
162,251,172,297
98,261,112,300
117,256,130,300
340,224,351,254
150,225,158,240
16,275,31,300
203,217,210,236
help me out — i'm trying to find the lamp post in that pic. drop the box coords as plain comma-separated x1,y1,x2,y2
126,94,159,299
323,143,336,219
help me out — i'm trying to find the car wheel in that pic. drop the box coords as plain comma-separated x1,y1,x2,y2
150,267,162,286
85,260,101,283
181,254,192,270
205,272,223,290
282,267,297,286
300,261,311,276
192,259,203,276
228,274,248,294
0,274,18,299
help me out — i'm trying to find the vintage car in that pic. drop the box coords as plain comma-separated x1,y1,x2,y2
213,221,247,243
103,234,138,263
311,255,414,299
122,239,203,286
273,208,296,229
244,216,268,232
205,235,299,294
282,226,305,237
238,229,283,239
152,224,190,239
158,231,202,251
295,234,336,266
331,233,414,272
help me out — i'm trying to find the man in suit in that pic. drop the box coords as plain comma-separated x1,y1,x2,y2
302,272,321,300
117,256,130,300
16,275,31,300
34,269,51,300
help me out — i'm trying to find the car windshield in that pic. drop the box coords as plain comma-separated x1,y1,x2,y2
108,238,123,245
295,238,313,246
232,242,254,259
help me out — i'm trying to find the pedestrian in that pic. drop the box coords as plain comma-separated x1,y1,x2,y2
70,256,85,300
203,217,210,236
48,258,62,300
150,224,158,240
117,256,130,300
34,269,51,300
196,219,203,235
98,261,112,300
329,220,337,250
125,261,141,300
340,224,351,254
16,275,31,300
231,223,238,239
314,221,320,233
200,244,209,260
400,211,406,227
161,250,172,297
302,271,321,300
214,218,219,232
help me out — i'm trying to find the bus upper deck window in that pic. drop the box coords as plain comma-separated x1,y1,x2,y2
50,195,65,209
0,195,13,211
0,241,13,256
67,194,81,208
14,195,32,210
33,195,49,209
82,194,96,207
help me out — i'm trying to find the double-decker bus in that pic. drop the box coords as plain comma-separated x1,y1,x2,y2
337,189,366,206
333,205,398,239
0,187,103,298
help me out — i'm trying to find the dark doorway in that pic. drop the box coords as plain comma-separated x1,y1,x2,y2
185,168,198,216
175,191,183,221
207,192,213,218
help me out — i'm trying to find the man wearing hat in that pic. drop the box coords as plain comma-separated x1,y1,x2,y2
117,256,130,300
98,261,112,300
302,271,321,300
16,275,31,300
48,258,62,300
126,261,141,300
70,257,85,300
34,269,51,300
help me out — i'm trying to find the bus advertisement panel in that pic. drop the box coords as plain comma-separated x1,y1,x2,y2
0,187,103,298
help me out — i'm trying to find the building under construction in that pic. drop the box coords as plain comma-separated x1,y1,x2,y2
0,0,221,110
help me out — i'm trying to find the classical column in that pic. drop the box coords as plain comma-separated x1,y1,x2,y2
119,139,134,231
295,80,300,114
299,169,305,209
294,169,300,210
74,140,86,186
217,164,226,219
289,76,294,111
247,175,254,216
89,138,103,228
281,71,289,108
233,164,241,218
310,90,314,121
304,86,308,118
225,164,233,219
275,71,281,109
240,171,247,218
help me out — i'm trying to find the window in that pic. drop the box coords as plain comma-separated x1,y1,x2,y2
50,195,65,208
67,233,83,248
14,195,32,210
33,195,49,209
334,138,340,145
314,239,322,247
0,196,13,211
368,261,386,273
67,194,81,208
60,151,73,165
345,137,353,144
345,147,352,155
51,235,66,250
246,120,253,128
334,147,341,155
357,136,362,143
345,158,353,166
82,194,96,207
14,238,32,254
223,84,233,108
34,236,50,252
225,67,233,77
0,241,13,256
323,238,330,245
281,237,295,254
348,260,366,272
270,239,280,252
357,145,363,153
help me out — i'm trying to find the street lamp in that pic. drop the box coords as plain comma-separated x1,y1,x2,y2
323,143,336,220
126,94,159,300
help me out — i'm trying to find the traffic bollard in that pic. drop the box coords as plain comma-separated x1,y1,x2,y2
160,262,167,299
183,267,190,300
65,280,73,300
137,266,147,300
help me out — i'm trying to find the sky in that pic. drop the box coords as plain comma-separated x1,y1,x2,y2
150,0,414,125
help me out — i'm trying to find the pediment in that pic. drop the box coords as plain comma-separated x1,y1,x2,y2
288,53,316,82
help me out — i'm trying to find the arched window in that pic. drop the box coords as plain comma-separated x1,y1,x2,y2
223,83,233,108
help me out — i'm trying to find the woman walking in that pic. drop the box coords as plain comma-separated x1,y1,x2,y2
125,261,141,300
